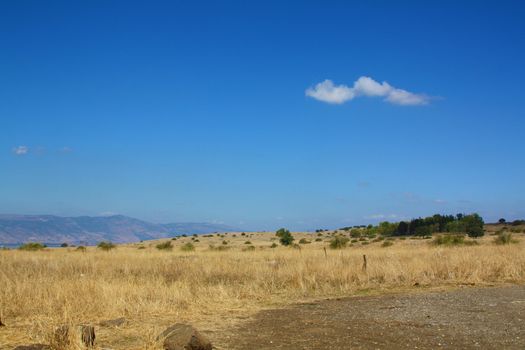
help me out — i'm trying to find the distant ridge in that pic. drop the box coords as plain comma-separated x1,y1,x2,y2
0,214,239,244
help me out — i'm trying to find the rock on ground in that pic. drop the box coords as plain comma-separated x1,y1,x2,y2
158,323,213,350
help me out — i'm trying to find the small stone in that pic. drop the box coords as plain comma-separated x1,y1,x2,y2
158,324,212,350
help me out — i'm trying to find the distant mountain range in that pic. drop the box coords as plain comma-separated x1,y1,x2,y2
0,214,239,244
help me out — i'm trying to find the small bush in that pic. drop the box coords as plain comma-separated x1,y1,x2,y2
276,228,294,246
60,243,68,248
494,232,517,245
243,245,256,252
361,241,370,245
137,246,146,250
244,241,252,244
381,240,394,248
270,242,278,248
18,242,46,251
432,234,478,246
156,241,173,251
315,238,322,242
299,238,310,244
209,244,230,251
180,242,195,252
329,235,349,249
97,241,116,251
222,240,228,245
76,246,86,252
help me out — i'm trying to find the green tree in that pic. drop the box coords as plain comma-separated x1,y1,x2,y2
276,228,294,246
462,213,484,237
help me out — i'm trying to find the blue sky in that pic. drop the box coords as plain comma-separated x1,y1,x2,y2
1,1,524,230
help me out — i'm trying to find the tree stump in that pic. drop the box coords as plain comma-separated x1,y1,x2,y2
77,325,95,348
53,325,70,348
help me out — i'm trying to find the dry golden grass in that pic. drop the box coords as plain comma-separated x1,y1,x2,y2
1,232,524,349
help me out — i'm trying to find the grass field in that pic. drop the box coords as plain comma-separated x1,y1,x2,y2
1,227,524,349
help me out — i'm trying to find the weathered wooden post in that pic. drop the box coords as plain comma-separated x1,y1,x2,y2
362,254,367,271
77,325,95,348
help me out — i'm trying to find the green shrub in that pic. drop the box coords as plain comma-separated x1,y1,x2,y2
298,238,310,244
18,242,46,251
329,235,349,249
315,238,322,242
156,241,173,251
222,240,228,245
381,240,394,247
76,246,86,252
97,241,116,251
276,228,294,246
244,241,252,244
243,245,256,251
432,234,478,246
270,242,278,248
494,232,517,245
180,242,195,252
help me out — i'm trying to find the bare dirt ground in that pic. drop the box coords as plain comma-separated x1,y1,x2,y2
216,285,525,349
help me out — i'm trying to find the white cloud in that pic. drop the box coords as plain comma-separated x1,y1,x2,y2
12,145,29,155
306,76,430,106
305,80,355,104
365,214,399,220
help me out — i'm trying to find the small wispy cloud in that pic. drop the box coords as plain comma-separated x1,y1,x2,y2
59,146,73,154
365,214,400,220
12,145,29,155
306,76,430,106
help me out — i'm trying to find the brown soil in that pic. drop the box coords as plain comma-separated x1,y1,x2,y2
217,285,525,349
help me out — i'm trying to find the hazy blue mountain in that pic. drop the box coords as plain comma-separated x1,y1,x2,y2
0,214,239,245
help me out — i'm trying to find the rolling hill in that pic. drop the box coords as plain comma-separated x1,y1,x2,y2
0,214,239,244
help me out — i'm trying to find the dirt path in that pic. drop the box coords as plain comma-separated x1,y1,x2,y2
217,285,525,349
